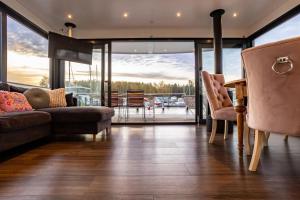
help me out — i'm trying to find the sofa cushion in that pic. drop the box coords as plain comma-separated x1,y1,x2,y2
48,88,67,108
9,85,27,93
39,106,114,123
24,88,50,109
0,111,51,132
0,82,10,91
0,91,33,112
65,93,74,107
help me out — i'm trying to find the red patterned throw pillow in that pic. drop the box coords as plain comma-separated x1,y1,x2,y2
0,91,33,112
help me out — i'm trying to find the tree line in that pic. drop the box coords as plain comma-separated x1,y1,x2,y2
40,76,195,95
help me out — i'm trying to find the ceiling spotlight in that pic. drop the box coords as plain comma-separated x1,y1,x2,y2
67,14,72,19
176,12,182,18
233,12,238,17
123,12,129,18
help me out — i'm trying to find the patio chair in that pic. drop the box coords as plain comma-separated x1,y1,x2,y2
111,90,123,119
184,95,195,117
242,36,300,171
126,90,146,120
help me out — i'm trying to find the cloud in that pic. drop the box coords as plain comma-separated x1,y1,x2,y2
112,53,194,71
7,17,48,57
112,72,190,81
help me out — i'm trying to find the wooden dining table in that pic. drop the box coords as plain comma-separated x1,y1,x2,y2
224,78,247,156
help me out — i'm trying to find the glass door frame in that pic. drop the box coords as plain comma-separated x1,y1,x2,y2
92,41,112,107
195,39,245,124
109,39,197,124
195,41,213,124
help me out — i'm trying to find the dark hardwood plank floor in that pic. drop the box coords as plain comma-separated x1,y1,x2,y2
0,125,299,200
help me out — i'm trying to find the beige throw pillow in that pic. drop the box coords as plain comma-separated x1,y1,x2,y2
48,88,67,108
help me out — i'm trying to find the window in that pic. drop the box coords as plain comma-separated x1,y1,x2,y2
65,49,102,106
111,41,195,122
223,48,242,82
200,47,242,119
254,13,300,46
7,16,49,87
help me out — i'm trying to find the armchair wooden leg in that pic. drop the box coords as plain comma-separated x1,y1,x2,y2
224,120,228,140
93,134,96,142
209,119,217,144
249,130,264,171
284,134,288,141
264,132,270,147
244,123,251,156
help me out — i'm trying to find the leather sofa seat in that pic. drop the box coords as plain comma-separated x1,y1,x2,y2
39,106,114,123
0,111,51,132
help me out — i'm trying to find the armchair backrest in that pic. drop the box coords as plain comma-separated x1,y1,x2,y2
111,90,119,107
127,90,144,107
242,36,300,135
201,71,233,118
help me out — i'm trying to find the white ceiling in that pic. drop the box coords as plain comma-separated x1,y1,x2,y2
111,42,195,54
5,0,300,38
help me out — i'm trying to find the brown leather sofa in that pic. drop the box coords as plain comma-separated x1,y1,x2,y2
0,83,114,152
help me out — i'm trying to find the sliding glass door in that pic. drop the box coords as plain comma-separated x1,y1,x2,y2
64,49,102,106
111,41,196,123
196,41,242,121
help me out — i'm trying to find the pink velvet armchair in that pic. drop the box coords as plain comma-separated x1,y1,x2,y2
242,36,300,171
202,71,237,143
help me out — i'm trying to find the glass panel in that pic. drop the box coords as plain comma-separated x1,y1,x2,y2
223,48,242,104
65,49,102,106
223,48,242,82
104,44,109,106
254,13,300,46
7,16,49,87
201,48,214,119
111,41,195,123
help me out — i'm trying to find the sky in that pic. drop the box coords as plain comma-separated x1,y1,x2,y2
254,13,300,46
7,16,49,86
6,12,300,87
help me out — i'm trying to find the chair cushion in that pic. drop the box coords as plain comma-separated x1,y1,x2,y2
24,88,50,109
214,106,236,121
0,111,51,132
39,106,114,123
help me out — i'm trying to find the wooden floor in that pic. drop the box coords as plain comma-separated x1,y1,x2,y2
0,125,300,200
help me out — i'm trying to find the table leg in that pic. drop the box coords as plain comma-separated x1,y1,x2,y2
234,84,246,156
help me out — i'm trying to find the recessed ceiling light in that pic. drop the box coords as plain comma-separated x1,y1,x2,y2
123,12,129,18
233,12,238,17
67,14,72,19
176,12,182,18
